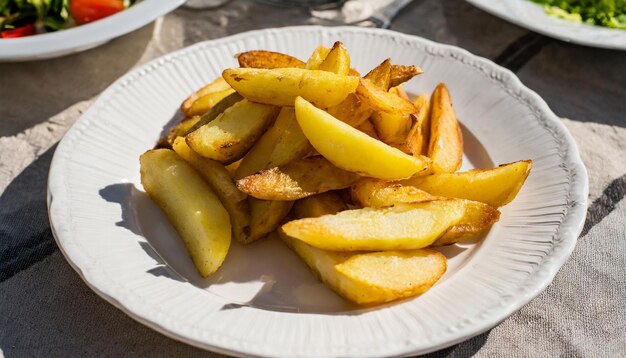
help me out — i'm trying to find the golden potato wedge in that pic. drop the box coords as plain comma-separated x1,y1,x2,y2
323,53,392,128
281,199,467,251
370,110,414,146
413,92,430,111
364,58,391,89
389,85,410,101
293,191,348,219
305,45,330,70
334,250,446,304
428,83,463,173
236,156,361,201
325,94,373,128
223,68,359,108
402,160,532,207
248,198,293,243
412,93,432,156
155,116,202,149
350,178,434,207
140,149,230,277
183,92,244,136
172,137,251,243
356,78,416,115
279,229,447,304
294,97,430,180
234,107,311,179
348,68,360,77
389,64,423,88
186,88,237,117
355,118,379,139
393,94,431,156
181,77,232,115
432,200,500,246
186,99,279,164
317,41,350,76
237,50,305,69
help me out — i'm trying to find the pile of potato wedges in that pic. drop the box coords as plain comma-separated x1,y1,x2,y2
141,42,532,304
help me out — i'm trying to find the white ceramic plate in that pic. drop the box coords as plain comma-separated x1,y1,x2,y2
47,26,588,357
467,0,626,50
0,0,183,61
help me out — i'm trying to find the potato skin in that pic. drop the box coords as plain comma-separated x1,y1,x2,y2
140,149,231,277
402,160,533,207
237,50,305,69
222,67,359,108
428,83,464,174
236,156,361,201
281,200,467,251
186,99,279,164
294,96,430,180
172,137,251,244
279,230,447,304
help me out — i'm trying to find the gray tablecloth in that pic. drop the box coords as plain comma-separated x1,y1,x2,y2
1,1,625,356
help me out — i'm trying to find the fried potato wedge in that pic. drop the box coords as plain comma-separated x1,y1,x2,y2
355,118,379,139
237,50,305,69
183,92,244,136
325,94,373,128
279,229,447,304
223,67,358,108
356,78,415,115
293,191,348,219
350,178,434,207
172,137,251,243
357,78,416,144
428,83,463,173
181,77,232,115
186,88,237,117
281,199,466,251
186,99,279,164
294,97,430,180
334,250,447,304
156,116,202,149
318,41,350,76
364,58,391,90
140,149,230,277
235,106,311,179
393,94,431,156
237,156,361,201
432,201,500,246
370,110,414,146
412,93,432,155
248,198,294,243
389,85,409,101
389,64,423,88
305,45,330,70
402,160,532,207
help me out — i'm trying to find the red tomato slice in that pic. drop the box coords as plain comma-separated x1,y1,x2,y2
70,0,126,25
1,24,37,38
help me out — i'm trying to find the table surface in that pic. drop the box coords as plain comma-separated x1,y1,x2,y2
1,0,625,356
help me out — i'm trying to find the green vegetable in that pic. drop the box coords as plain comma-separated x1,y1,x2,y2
1,0,69,32
531,0,626,29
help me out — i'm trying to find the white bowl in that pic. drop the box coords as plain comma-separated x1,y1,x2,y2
0,0,184,61
47,26,588,357
467,0,626,50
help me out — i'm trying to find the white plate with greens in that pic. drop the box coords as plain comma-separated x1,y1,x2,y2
47,26,588,356
0,0,183,61
467,0,626,50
